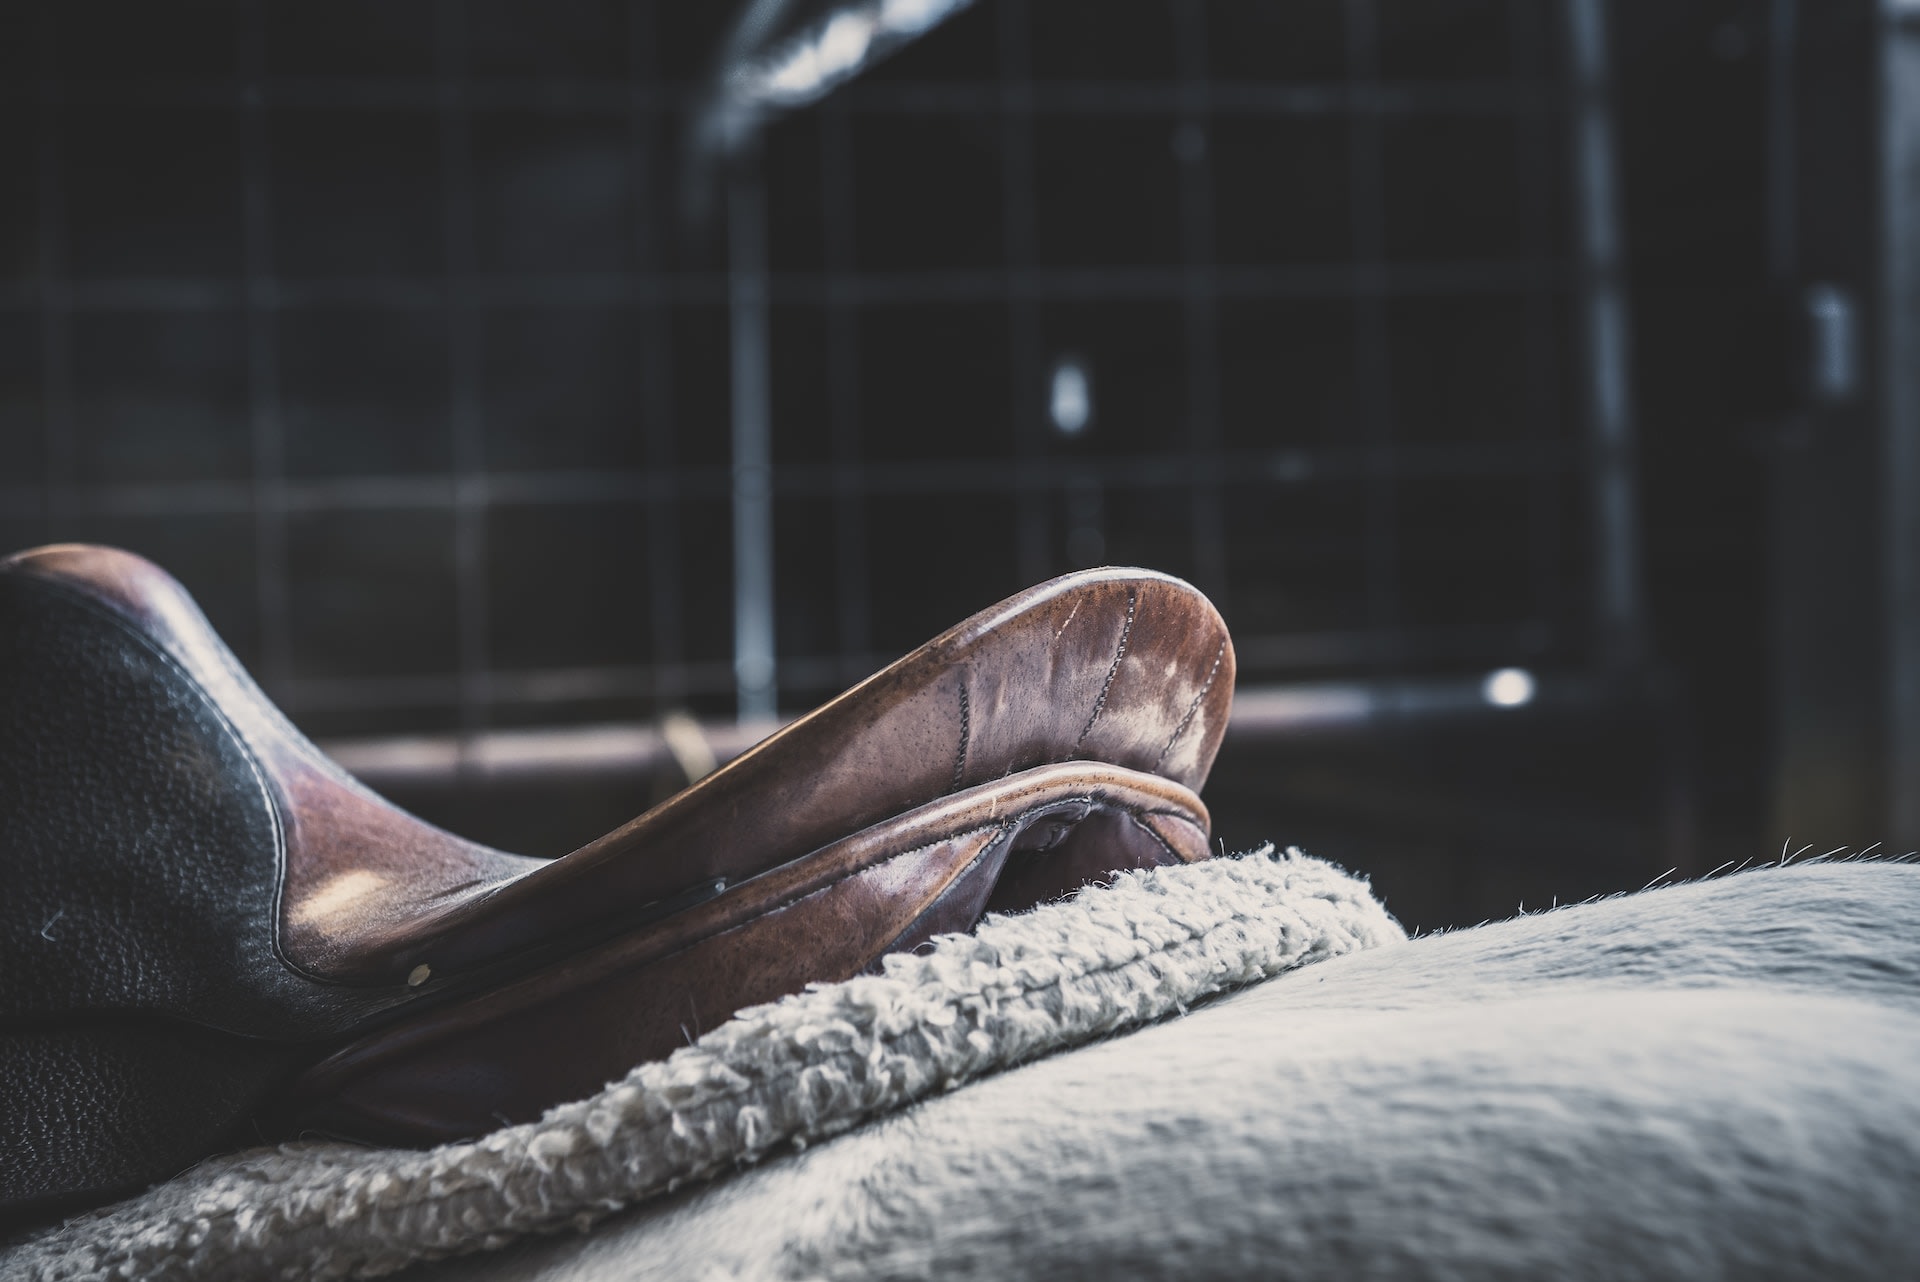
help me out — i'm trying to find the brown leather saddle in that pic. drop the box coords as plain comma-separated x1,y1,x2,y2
0,545,1233,1223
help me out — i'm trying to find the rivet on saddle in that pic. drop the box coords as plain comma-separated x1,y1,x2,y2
0,545,1234,1223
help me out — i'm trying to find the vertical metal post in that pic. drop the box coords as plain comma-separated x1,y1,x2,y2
1566,0,1646,667
998,0,1049,586
1883,0,1920,839
34,10,72,544
631,8,687,708
1346,0,1400,655
729,149,778,723
1512,3,1566,632
821,100,873,683
1172,0,1226,605
436,0,490,749
238,0,291,695
1767,0,1800,283
1766,0,1880,847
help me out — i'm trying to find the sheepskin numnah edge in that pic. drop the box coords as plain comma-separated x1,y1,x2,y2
4,846,1403,1282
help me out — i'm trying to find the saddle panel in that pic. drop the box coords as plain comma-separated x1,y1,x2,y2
367,569,1236,984
2,549,1233,994
0,542,1232,1220
0,568,304,1033
0,549,1233,991
287,763,1211,1144
1,546,544,990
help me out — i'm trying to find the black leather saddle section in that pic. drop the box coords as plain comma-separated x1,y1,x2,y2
0,573,405,1040
1,1024,298,1228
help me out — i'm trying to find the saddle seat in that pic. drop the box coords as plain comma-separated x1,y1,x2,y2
0,544,1234,1222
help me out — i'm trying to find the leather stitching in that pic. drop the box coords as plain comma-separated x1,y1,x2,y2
1126,812,1182,863
1154,638,1227,773
1072,586,1136,755
386,808,1217,1128
692,822,1009,954
721,792,1177,938
871,826,1013,960
949,680,971,794
301,795,1203,1087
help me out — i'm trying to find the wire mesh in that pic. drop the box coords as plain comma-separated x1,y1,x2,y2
0,0,1593,737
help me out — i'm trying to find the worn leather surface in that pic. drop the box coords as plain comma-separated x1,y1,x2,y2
5,548,1231,992
368,568,1234,985
0,1024,297,1226
0,543,1230,1218
0,569,420,1039
290,763,1209,1142
3,545,542,992
0,560,445,1219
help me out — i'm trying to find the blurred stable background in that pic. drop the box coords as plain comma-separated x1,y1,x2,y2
3,0,1918,932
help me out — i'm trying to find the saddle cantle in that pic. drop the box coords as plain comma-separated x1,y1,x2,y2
0,544,1234,1222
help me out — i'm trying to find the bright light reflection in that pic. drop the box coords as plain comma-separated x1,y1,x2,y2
749,0,974,110
763,12,876,101
290,869,390,926
1050,358,1091,435
1482,667,1536,709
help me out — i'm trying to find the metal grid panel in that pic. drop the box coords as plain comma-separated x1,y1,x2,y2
0,0,1602,737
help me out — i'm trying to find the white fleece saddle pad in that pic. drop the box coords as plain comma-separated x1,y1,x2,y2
7,846,1404,1280
14,854,1920,1280
415,858,1920,1282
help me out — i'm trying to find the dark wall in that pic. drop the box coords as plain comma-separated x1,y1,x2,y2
1,0,1589,740
1,0,1884,926
1617,0,1886,862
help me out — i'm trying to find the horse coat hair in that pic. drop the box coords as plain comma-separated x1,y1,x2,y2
13,854,1920,1280
437,858,1920,1282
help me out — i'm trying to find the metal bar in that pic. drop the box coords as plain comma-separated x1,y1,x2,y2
1764,0,1881,847
317,672,1591,790
843,80,1554,116
1512,0,1566,630
998,0,1050,585
238,0,292,693
436,0,492,741
0,439,1579,522
1767,0,1800,284
268,611,1553,721
1172,0,1227,603
631,0,687,706
821,98,873,680
1233,619,1553,669
728,148,778,723
1226,672,1585,736
2,77,1558,117
1566,0,1646,666
1346,0,1401,661
286,664,722,713
320,718,779,787
0,258,1573,313
34,8,70,541
1882,0,1920,839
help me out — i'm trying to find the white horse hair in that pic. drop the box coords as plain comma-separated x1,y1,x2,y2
434,857,1920,1282
13,854,1920,1280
